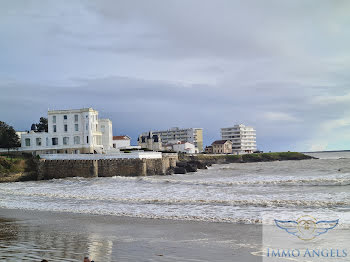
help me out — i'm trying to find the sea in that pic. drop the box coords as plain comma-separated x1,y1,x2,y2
0,151,349,227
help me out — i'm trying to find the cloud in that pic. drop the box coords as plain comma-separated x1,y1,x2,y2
1,0,350,152
311,92,350,105
263,112,300,122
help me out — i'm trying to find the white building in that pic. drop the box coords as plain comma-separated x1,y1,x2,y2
20,108,113,154
112,135,131,149
151,127,203,152
221,124,257,154
166,141,198,154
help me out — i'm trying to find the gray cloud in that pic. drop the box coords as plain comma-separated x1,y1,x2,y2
1,0,350,151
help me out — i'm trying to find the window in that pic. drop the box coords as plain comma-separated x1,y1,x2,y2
101,125,105,133
74,115,78,122
64,124,68,132
75,124,79,131
25,138,30,146
96,124,98,131
52,137,58,145
53,116,56,123
46,137,49,146
36,137,41,146
63,115,67,120
53,125,57,132
86,123,88,130
63,137,69,145
74,136,80,144
86,136,89,143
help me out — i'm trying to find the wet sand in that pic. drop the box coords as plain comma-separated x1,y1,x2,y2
0,208,262,261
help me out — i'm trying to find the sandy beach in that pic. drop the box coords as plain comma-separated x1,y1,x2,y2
0,208,262,261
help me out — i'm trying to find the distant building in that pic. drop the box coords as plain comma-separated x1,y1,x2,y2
221,124,256,154
211,140,233,154
151,127,203,152
164,141,198,154
20,108,113,154
205,146,213,154
138,132,163,151
112,135,131,149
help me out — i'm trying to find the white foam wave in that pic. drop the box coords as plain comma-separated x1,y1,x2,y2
1,190,349,208
140,177,350,187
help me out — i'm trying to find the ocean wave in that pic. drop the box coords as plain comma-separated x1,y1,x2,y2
139,177,350,187
1,190,349,208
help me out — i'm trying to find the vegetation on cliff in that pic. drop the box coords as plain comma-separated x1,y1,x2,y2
184,152,314,163
0,154,38,182
174,152,315,174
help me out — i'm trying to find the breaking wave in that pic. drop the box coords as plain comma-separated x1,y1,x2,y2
138,177,350,187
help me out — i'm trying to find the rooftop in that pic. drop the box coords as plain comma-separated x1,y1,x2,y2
113,135,130,140
212,140,231,145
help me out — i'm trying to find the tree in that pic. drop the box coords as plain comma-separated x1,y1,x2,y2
35,117,48,132
0,121,20,154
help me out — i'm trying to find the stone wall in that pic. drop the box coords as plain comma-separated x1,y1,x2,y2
98,159,145,177
38,159,98,180
37,154,178,180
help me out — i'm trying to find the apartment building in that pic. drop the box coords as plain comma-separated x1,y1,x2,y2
221,124,257,154
151,127,203,152
20,108,113,154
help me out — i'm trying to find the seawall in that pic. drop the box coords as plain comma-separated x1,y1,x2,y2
37,154,178,180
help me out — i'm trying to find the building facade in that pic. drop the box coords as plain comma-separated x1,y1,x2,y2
164,141,198,154
138,132,163,151
205,146,213,154
20,108,113,154
221,124,257,154
112,135,131,149
151,127,203,152
211,140,233,154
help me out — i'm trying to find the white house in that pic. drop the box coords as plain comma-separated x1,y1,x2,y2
112,135,131,149
170,141,198,154
20,108,113,154
221,124,257,154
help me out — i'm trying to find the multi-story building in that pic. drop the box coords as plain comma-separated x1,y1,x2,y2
211,140,233,154
221,124,257,154
151,127,203,152
20,108,113,154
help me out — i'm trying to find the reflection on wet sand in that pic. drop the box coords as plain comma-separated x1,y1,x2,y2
0,219,114,261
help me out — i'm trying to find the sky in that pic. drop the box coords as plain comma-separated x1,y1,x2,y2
1,0,350,152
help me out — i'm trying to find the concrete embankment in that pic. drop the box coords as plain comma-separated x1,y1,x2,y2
172,152,316,174
0,153,178,182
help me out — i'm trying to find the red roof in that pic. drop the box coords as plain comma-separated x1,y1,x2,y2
113,135,130,140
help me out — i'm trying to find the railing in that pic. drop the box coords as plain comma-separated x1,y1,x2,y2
40,152,163,160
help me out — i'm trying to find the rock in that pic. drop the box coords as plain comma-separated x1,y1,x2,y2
188,160,207,169
174,167,187,174
184,163,197,172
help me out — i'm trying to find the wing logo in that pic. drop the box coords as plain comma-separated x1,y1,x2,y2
274,215,339,241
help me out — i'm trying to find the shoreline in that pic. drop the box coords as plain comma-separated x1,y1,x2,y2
0,207,263,261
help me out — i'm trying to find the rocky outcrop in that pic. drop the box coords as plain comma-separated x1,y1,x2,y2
174,152,316,175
